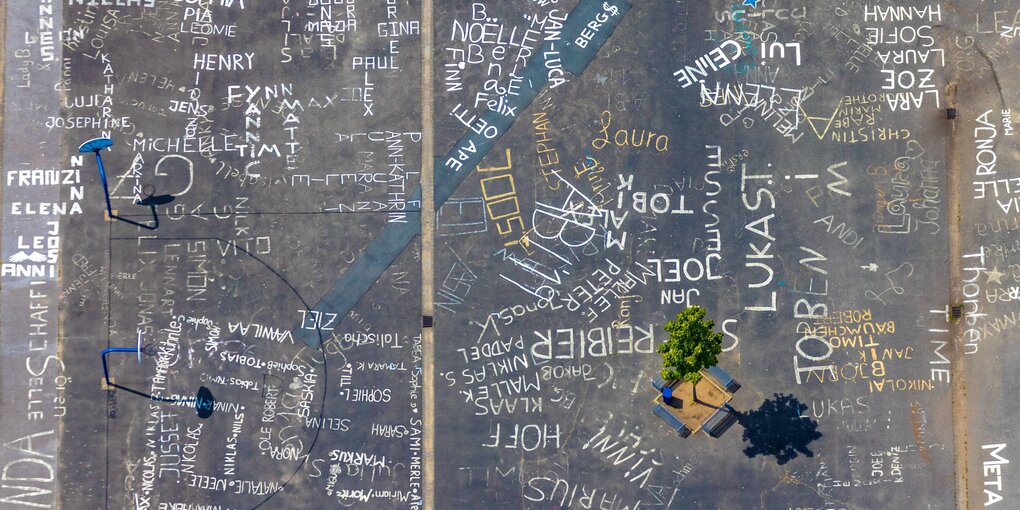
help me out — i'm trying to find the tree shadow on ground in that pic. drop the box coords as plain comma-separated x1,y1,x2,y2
738,393,821,465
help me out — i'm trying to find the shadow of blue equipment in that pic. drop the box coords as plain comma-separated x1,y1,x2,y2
79,137,174,230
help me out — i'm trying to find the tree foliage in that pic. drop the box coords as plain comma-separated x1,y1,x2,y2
657,306,723,384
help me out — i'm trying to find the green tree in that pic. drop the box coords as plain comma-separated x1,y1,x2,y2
658,306,723,403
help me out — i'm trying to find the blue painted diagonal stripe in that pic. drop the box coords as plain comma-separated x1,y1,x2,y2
293,0,631,348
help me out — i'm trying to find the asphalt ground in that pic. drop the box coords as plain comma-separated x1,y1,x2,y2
1,1,1018,509
950,4,1020,508
433,2,956,508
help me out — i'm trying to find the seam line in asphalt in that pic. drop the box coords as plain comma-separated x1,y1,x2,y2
945,76,968,510
420,0,436,506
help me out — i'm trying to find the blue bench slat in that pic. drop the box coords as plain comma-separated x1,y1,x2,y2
653,404,691,437
702,403,739,437
705,365,741,393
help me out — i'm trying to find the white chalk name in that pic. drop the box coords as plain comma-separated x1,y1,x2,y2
983,443,1008,506
674,40,742,88
193,52,254,71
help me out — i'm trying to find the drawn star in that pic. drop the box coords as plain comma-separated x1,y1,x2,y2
595,73,608,86
743,0,759,7
986,266,1006,284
